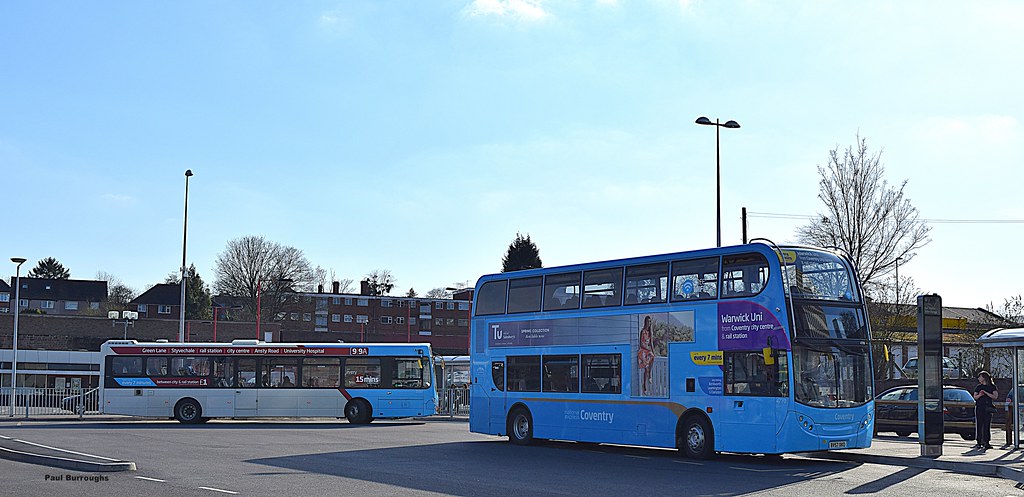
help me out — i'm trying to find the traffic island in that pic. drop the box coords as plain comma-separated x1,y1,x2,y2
0,434,136,472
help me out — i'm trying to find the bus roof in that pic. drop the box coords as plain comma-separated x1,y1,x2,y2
101,340,433,354
474,242,789,288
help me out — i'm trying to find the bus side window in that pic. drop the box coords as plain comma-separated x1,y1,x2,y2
491,361,505,391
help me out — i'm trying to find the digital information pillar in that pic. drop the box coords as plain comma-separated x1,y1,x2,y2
918,294,944,457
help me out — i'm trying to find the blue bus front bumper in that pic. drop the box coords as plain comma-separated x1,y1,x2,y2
776,406,874,452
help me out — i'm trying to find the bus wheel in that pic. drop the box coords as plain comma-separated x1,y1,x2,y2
345,399,373,424
679,416,715,459
174,399,203,424
508,407,534,445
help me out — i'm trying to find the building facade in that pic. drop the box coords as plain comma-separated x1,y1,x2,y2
277,288,473,355
2,277,107,316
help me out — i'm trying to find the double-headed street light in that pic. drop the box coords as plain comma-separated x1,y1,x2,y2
9,257,26,417
179,169,193,342
695,116,740,247
109,310,138,340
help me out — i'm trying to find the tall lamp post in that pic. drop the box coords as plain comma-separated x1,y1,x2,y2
9,257,26,417
695,117,741,247
179,169,194,342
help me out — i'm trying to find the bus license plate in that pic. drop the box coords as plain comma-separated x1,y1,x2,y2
828,441,847,449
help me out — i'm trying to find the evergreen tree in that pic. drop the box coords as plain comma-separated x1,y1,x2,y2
168,264,213,320
28,257,70,279
186,265,212,320
501,233,542,272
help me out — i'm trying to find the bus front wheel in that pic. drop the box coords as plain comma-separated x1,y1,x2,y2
345,399,373,424
679,415,715,459
174,399,203,424
508,408,534,445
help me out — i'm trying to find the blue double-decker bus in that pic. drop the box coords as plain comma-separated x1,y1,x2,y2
468,242,873,458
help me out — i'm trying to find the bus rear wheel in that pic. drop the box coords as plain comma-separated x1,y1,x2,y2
174,399,203,424
345,399,373,424
508,408,534,445
679,415,715,459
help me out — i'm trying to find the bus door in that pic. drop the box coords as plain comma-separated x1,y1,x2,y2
717,351,778,453
234,358,259,416
488,360,506,434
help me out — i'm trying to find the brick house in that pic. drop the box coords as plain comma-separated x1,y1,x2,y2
6,277,107,316
130,283,182,319
0,279,10,314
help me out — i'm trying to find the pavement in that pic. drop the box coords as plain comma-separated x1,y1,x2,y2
805,432,1024,483
2,416,1024,484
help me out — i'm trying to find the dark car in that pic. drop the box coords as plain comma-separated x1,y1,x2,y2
874,385,976,440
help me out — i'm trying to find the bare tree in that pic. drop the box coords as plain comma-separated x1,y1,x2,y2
796,135,930,293
425,287,448,299
363,269,396,296
867,274,920,379
313,265,328,292
335,279,354,294
988,295,1024,325
96,271,136,313
213,236,316,321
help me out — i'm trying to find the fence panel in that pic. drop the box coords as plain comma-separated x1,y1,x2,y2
437,386,470,417
0,387,99,418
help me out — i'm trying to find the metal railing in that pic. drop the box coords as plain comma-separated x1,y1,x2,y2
437,386,470,417
0,387,99,418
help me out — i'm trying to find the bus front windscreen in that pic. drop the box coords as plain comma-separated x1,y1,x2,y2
783,249,858,302
793,342,872,408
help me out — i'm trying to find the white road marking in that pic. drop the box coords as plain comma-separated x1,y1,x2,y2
673,460,704,466
729,466,790,472
199,486,239,494
134,476,166,482
625,455,650,460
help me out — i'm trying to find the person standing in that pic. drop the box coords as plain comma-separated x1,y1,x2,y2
973,371,999,450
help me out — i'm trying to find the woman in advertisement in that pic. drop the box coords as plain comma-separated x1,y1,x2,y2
638,316,655,396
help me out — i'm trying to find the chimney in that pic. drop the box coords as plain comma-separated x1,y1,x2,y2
332,281,340,294
317,284,324,294
360,279,371,296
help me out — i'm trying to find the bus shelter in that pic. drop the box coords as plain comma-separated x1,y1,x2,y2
977,327,1024,448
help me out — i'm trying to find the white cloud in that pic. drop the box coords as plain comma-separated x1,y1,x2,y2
462,0,550,22
317,9,354,34
100,193,136,204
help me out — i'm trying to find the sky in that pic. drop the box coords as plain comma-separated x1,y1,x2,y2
1,1,1022,309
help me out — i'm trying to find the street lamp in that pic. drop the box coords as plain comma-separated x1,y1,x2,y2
695,116,741,247
179,169,194,342
109,310,138,340
9,257,26,417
